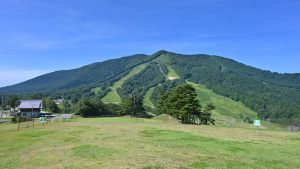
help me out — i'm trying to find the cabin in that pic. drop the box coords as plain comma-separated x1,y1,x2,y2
18,100,43,118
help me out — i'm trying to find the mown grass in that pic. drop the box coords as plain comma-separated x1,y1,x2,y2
166,64,180,80
91,87,102,95
102,64,147,104
0,117,299,169
144,87,155,108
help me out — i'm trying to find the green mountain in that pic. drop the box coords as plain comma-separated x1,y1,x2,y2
0,54,152,95
1,50,300,122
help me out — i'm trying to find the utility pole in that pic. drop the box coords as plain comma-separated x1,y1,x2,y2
31,104,34,117
1,96,4,118
1,96,3,108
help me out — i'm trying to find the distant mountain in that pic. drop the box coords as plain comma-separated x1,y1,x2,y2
0,54,151,94
1,50,300,121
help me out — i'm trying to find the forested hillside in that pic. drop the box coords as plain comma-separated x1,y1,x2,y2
1,50,300,122
118,63,166,99
0,54,152,95
167,52,300,121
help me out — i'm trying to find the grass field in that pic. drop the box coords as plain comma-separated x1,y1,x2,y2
102,64,147,104
1,117,299,169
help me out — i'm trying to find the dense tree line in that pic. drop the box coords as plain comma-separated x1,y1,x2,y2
43,97,60,113
119,94,149,117
76,99,107,117
75,96,149,118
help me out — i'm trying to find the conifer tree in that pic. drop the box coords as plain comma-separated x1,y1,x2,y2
157,84,215,125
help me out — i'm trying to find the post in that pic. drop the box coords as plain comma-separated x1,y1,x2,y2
18,121,20,132
27,121,29,128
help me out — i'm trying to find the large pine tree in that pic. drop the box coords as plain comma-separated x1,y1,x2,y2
157,84,215,125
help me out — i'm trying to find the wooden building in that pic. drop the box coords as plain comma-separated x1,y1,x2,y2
18,100,43,118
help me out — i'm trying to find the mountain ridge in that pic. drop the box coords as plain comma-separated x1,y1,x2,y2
1,50,300,121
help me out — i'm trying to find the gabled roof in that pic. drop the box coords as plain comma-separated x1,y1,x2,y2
18,100,43,109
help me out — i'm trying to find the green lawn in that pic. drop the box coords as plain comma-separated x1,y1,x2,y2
1,117,299,169
102,64,147,104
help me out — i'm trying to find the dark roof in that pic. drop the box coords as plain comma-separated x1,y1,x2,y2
18,100,43,109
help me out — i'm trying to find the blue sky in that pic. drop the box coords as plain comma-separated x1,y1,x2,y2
0,0,300,87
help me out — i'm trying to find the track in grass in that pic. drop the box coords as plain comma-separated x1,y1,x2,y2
143,87,155,108
102,64,147,104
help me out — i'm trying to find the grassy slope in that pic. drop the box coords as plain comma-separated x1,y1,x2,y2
91,87,101,95
188,82,280,129
166,64,180,80
144,87,155,108
142,57,267,129
102,64,147,104
1,117,299,169
153,54,180,80
143,54,181,107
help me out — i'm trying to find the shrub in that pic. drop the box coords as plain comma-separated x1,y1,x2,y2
11,116,28,123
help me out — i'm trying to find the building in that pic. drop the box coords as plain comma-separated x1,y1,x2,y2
18,100,43,118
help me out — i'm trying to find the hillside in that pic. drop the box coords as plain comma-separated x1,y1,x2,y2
1,50,300,121
101,64,147,104
0,54,152,95
168,52,300,121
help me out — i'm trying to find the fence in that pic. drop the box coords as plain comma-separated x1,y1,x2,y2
16,114,72,132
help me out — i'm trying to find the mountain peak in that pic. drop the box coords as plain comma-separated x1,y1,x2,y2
151,50,173,58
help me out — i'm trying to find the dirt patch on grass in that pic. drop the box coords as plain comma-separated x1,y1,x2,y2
168,76,178,80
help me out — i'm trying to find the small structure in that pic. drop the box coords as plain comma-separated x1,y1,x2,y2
18,100,43,118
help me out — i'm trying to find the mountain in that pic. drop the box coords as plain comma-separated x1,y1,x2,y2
0,54,151,95
1,50,300,122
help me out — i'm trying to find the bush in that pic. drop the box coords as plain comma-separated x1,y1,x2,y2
240,114,254,124
11,116,28,123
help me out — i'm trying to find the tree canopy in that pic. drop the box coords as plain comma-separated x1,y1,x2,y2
119,94,147,117
157,84,215,125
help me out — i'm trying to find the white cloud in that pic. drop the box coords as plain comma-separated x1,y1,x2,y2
0,69,50,87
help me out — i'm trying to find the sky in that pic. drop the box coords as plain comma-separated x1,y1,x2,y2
0,0,300,87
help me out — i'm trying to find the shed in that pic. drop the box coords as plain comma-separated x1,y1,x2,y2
18,100,43,118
